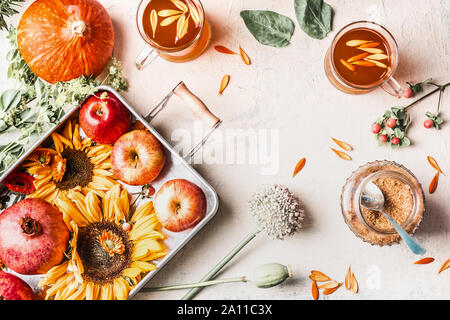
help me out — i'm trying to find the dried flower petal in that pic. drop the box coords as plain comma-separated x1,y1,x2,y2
357,47,384,54
351,273,358,294
312,280,319,300
239,47,251,65
318,281,341,289
331,137,353,151
171,0,188,12
330,148,352,161
365,54,388,60
292,158,306,178
438,259,450,274
352,60,376,67
346,40,371,47
160,14,183,26
414,257,435,264
365,59,387,68
214,45,237,55
427,156,444,174
150,10,158,38
340,59,355,72
345,266,352,290
429,172,439,194
309,270,331,282
359,42,380,48
157,9,183,17
187,0,201,25
347,52,369,63
323,283,342,295
219,75,230,94
175,14,187,43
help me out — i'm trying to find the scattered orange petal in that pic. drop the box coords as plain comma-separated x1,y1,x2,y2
427,156,444,175
323,283,342,295
344,266,352,290
331,148,352,161
292,158,306,178
318,281,341,289
429,172,439,194
214,45,237,55
351,273,358,294
347,52,369,63
331,137,353,151
239,47,251,65
219,75,230,94
438,259,450,274
309,270,331,282
312,280,319,300
414,257,435,265
340,59,355,71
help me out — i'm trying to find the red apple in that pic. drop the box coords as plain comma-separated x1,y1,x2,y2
0,271,36,300
154,179,207,232
79,91,130,144
111,130,165,185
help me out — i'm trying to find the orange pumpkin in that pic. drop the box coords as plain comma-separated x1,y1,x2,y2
17,0,114,84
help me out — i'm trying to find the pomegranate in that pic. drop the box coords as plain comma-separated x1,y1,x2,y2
0,271,35,300
0,198,70,275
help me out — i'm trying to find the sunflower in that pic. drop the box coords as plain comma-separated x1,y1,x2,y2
39,184,167,300
23,119,118,203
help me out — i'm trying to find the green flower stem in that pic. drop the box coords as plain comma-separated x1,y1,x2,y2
404,82,450,111
181,228,261,300
142,277,247,292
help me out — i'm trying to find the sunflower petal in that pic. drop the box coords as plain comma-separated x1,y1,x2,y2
113,278,130,300
131,201,154,221
131,261,157,273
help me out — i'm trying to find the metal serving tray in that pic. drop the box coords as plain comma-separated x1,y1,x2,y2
0,83,221,300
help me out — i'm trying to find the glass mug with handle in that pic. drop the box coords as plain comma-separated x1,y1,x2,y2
136,0,211,69
324,21,404,97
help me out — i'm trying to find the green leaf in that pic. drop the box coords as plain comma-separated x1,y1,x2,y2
394,128,404,139
400,137,410,147
0,89,21,112
294,0,334,40
240,10,295,47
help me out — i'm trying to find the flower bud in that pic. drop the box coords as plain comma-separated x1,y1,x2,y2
250,263,292,288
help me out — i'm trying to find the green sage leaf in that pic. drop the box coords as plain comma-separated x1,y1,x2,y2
294,0,334,40
240,10,295,48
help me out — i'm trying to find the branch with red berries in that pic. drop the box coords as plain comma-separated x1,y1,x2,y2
372,80,449,149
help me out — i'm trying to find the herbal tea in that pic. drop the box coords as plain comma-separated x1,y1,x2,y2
333,28,391,86
142,0,203,48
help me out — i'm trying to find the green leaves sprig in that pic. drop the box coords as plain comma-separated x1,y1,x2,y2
374,107,411,149
0,0,24,31
0,28,129,176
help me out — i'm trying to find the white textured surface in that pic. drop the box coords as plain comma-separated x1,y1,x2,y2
0,0,449,300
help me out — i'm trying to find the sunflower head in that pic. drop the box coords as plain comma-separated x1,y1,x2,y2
39,185,167,300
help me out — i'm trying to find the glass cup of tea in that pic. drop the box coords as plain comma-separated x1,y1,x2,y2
324,21,403,97
136,0,211,69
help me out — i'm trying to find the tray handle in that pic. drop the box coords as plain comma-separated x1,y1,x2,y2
173,81,221,129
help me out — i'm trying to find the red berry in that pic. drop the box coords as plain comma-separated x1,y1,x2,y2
403,87,413,98
371,123,381,134
391,137,400,145
379,134,388,143
424,119,433,129
386,118,397,128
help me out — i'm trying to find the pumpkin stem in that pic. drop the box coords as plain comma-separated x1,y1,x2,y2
19,214,41,237
72,20,87,37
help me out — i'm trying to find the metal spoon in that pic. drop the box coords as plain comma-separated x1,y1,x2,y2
360,181,425,255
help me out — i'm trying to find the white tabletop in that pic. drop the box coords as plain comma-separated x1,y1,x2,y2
1,0,449,300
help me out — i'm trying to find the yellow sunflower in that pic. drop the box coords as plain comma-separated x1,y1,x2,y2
39,184,167,300
24,119,118,203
